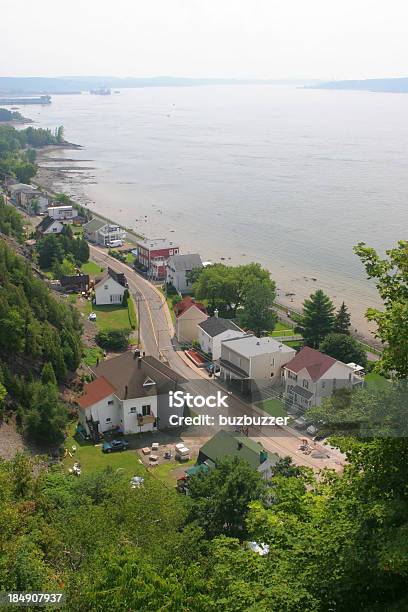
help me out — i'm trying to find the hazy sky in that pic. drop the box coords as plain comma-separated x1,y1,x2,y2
2,0,408,79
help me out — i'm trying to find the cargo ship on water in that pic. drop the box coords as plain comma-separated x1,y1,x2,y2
0,95,51,105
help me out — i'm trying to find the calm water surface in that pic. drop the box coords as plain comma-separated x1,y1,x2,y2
30,85,408,333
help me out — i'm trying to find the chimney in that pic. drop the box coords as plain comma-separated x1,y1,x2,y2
138,357,142,369
214,308,219,318
125,385,128,398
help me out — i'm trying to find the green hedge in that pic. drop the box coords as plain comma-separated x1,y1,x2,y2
127,296,137,330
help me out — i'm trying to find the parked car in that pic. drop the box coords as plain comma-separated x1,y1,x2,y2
306,425,318,436
102,439,129,453
293,416,307,430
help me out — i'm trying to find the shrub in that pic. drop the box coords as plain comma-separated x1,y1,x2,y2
127,296,137,330
96,329,130,351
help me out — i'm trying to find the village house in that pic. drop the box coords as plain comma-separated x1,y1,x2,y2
8,183,50,214
282,346,365,412
219,335,296,397
83,218,126,247
166,253,202,293
77,351,186,437
198,310,246,361
36,216,65,236
94,267,127,305
136,237,179,280
173,296,208,343
47,205,74,221
197,430,279,480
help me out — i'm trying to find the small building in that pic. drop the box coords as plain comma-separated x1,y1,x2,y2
173,296,208,343
77,351,186,437
136,237,180,280
36,216,65,236
47,205,74,221
198,311,246,360
94,267,127,305
282,346,365,412
166,253,203,293
8,183,50,214
220,335,296,398
197,430,279,480
83,218,126,247
60,274,90,293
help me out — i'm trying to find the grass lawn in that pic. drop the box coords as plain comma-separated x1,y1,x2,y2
256,398,287,417
152,457,195,487
365,372,389,390
71,225,83,236
63,423,147,479
81,261,105,276
78,299,132,332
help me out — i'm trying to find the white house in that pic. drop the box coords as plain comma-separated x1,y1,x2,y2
83,218,126,246
173,296,208,343
198,311,246,361
94,268,127,305
77,352,185,437
220,335,296,397
282,346,365,412
36,216,65,235
166,253,203,293
47,205,74,220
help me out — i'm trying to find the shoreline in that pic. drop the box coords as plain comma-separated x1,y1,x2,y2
34,146,382,350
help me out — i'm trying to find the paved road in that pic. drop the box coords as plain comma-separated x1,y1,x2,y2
89,245,345,472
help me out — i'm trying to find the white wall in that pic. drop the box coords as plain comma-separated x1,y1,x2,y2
122,396,158,434
95,276,125,306
199,328,246,360
80,393,122,434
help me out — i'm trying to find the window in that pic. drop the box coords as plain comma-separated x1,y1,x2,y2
106,417,111,423
271,357,275,366
302,380,309,389
322,381,326,388
130,407,137,413
108,400,114,405
104,285,108,290
142,405,151,416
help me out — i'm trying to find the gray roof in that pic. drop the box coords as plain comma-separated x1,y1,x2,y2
91,352,186,400
37,216,58,233
222,335,295,357
83,218,107,233
198,316,243,338
167,253,202,272
9,183,36,194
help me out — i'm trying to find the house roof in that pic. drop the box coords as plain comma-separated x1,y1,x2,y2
137,237,178,251
199,430,279,470
36,216,59,233
167,253,202,272
222,335,295,357
94,268,127,290
90,352,186,400
173,296,207,318
60,274,89,288
83,218,107,233
198,316,243,338
284,346,337,382
77,376,117,409
9,183,36,194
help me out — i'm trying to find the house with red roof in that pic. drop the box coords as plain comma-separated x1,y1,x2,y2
283,346,364,411
173,296,208,343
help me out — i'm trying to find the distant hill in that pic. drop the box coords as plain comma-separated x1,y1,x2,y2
0,76,321,94
309,77,408,93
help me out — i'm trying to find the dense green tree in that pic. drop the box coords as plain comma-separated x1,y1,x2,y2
297,289,335,348
188,457,265,539
354,240,408,378
95,329,130,352
193,262,275,316
238,280,277,335
41,362,57,386
334,301,351,334
319,332,367,367
24,382,67,445
37,234,65,269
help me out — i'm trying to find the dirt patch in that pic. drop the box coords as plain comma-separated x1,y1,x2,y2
0,415,26,459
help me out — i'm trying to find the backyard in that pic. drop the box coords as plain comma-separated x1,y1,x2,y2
256,397,287,418
77,298,134,332
81,261,105,276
